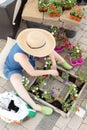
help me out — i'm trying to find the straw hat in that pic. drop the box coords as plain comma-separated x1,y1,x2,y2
17,28,56,57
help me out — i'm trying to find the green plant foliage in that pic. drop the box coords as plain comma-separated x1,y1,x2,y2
62,0,76,8
70,5,84,18
77,70,87,83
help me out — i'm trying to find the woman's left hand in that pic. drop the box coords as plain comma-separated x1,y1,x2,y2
51,65,57,70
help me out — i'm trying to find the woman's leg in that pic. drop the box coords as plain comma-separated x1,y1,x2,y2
10,73,41,111
10,73,53,115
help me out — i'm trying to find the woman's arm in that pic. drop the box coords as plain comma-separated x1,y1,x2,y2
14,53,58,77
49,52,57,69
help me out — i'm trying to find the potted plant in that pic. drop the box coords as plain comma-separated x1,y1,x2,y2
57,83,78,113
47,4,62,17
67,43,84,67
49,0,62,6
51,26,71,52
62,0,76,10
70,5,84,22
76,70,87,87
38,0,48,12
41,89,57,103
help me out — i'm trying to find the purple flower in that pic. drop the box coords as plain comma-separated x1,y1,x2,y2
50,90,55,95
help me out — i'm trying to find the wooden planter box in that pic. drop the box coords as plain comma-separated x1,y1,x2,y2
28,67,87,117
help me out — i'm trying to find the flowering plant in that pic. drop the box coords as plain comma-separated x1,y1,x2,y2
68,43,82,60
77,70,87,83
22,76,30,90
47,4,62,16
42,89,57,102
62,0,76,9
58,83,78,112
49,0,62,6
51,26,71,52
38,0,48,11
44,57,51,70
70,5,84,19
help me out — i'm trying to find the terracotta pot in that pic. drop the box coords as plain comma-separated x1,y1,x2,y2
49,13,60,17
39,7,47,12
70,15,81,22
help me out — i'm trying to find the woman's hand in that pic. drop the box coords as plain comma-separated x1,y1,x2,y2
50,69,59,76
51,64,57,70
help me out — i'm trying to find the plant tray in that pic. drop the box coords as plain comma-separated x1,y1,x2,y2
28,67,87,117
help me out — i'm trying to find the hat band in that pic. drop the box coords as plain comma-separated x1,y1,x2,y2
26,41,46,49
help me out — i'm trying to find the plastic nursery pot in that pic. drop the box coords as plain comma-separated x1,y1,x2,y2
55,46,65,53
70,59,77,67
49,13,60,17
70,15,81,22
39,7,47,12
77,57,84,66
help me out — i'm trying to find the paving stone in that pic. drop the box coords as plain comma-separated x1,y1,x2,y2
35,112,60,130
0,40,6,49
80,32,87,44
0,78,7,87
7,123,26,130
0,119,7,130
83,116,87,124
81,99,87,108
79,90,87,101
73,30,84,41
78,124,87,130
22,113,44,130
52,126,61,130
68,115,83,130
79,44,87,53
55,116,71,130
3,80,14,91
0,87,6,93
64,127,72,130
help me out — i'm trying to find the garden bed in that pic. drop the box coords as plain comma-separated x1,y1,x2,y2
28,67,87,117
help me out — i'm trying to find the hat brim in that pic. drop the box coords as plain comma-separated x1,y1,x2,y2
17,28,56,57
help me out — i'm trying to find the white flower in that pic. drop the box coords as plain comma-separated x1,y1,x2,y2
27,80,29,84
44,64,47,67
44,57,47,60
36,87,39,90
74,88,76,91
76,46,79,49
46,61,49,64
51,32,54,35
77,50,80,53
25,84,28,87
44,82,47,85
22,76,25,79
32,90,35,92
44,91,47,94
75,94,78,97
69,0,71,3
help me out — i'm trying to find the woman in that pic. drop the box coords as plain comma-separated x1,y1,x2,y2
4,28,72,116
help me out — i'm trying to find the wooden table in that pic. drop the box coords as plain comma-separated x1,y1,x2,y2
22,0,81,31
